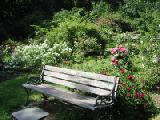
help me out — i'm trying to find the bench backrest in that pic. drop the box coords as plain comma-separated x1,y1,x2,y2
41,65,119,96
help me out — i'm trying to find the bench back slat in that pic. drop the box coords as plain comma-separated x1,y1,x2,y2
114,77,119,98
44,65,116,83
43,70,114,90
43,76,111,96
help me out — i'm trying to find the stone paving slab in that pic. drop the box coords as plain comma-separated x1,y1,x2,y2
12,107,49,120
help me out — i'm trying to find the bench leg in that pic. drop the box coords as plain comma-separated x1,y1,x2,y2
42,94,49,105
24,88,31,106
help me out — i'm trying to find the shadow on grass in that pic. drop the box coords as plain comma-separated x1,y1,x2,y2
0,71,19,83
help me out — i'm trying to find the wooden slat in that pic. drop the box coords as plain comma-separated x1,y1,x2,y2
23,84,96,110
44,65,115,83
114,77,119,98
43,76,111,96
43,70,114,90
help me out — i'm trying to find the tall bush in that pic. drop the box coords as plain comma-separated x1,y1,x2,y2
4,41,72,70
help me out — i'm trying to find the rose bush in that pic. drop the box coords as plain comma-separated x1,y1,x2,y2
111,44,149,106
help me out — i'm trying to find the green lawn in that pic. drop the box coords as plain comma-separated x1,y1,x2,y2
0,75,28,120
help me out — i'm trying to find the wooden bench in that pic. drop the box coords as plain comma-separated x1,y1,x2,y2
23,65,119,119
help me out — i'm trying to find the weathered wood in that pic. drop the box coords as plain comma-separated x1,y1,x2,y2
23,84,96,110
44,65,116,82
43,76,111,96
114,77,119,98
43,70,114,90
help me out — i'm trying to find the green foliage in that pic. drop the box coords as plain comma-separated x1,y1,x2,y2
111,44,159,117
121,0,160,18
90,1,111,18
35,9,108,56
120,0,160,32
4,41,71,70
144,35,160,90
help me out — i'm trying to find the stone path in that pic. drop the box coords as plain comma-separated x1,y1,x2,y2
12,107,48,120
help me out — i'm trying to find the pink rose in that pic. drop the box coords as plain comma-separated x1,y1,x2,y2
111,48,118,54
111,58,118,65
119,47,127,53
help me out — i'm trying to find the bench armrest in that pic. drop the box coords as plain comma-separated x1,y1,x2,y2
95,77,119,107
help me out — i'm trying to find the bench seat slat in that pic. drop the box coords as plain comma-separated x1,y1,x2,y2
23,84,96,110
45,65,116,82
44,70,114,90
43,76,111,96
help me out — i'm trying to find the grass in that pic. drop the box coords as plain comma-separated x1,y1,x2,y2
0,75,28,120
0,74,42,120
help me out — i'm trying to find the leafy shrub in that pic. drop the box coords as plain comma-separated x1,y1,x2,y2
144,35,160,90
120,0,160,32
121,0,159,17
111,44,160,118
111,44,151,107
4,41,72,70
34,9,108,56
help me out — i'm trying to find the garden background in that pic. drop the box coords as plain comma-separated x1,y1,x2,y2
0,0,160,120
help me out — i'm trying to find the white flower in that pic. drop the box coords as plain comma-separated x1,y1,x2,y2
140,41,143,44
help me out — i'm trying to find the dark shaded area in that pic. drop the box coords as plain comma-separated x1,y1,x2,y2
93,0,124,10
0,0,92,43
0,0,55,42
114,20,134,32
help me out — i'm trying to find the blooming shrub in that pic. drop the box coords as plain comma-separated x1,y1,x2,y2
33,9,108,56
111,44,149,106
4,41,72,70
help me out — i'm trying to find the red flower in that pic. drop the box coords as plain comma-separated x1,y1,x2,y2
128,87,131,92
120,69,125,74
111,58,118,65
111,58,116,62
127,93,131,97
127,75,134,80
140,93,145,98
135,91,140,98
